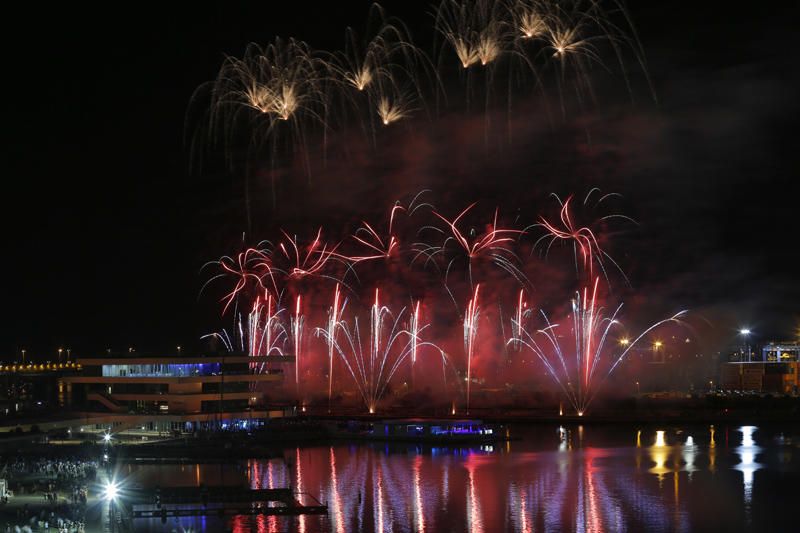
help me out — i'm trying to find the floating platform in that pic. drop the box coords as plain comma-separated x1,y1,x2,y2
119,486,327,519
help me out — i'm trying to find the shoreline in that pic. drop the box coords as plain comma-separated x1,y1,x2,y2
1,416,797,461
1,398,797,456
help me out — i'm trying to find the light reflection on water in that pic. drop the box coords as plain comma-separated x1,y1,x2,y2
128,424,798,532
734,425,761,518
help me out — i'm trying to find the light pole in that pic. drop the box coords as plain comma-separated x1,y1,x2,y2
739,329,752,362
58,348,63,363
653,341,663,363
67,348,71,362
21,349,26,365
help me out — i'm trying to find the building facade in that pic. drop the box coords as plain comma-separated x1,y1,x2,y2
720,341,800,394
59,354,295,433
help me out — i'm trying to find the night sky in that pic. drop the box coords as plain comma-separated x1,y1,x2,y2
4,1,798,359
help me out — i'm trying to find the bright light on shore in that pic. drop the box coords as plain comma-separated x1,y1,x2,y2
104,481,118,501
103,433,112,443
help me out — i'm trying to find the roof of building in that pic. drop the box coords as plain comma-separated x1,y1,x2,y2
76,355,294,365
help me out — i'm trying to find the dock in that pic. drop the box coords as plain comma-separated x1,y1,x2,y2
119,486,328,519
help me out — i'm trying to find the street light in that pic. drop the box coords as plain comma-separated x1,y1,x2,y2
653,341,663,363
58,348,63,363
620,338,630,347
739,329,752,362
635,381,640,395
103,481,118,501
21,349,26,364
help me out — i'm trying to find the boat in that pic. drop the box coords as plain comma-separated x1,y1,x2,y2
329,418,508,443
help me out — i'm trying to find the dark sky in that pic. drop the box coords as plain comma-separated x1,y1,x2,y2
4,1,798,360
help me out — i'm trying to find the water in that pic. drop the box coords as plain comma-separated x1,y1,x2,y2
123,423,799,532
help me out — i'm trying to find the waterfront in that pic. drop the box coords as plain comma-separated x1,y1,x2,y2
108,422,799,532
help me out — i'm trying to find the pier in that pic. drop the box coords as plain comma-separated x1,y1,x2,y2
112,486,327,527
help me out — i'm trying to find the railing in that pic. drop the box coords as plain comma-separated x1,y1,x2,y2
86,391,125,413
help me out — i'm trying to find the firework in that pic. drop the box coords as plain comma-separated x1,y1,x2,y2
195,36,336,213
536,195,603,277
325,284,347,411
463,284,480,412
377,94,411,125
316,289,439,414
200,245,275,314
346,192,435,272
273,228,349,288
204,192,684,414
409,300,422,366
201,290,289,379
248,291,288,358
512,0,653,113
435,0,507,69
424,203,526,290
189,1,652,210
348,203,404,264
513,0,550,40
511,276,687,415
406,299,434,390
332,4,436,130
509,287,529,351
291,295,304,389
212,37,329,135
531,191,633,283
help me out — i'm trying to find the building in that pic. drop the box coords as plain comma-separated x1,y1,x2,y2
761,342,800,363
720,341,800,394
59,353,295,434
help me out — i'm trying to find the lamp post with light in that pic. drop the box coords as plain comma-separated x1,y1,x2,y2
102,432,114,470
739,329,752,362
104,478,119,530
653,341,663,363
